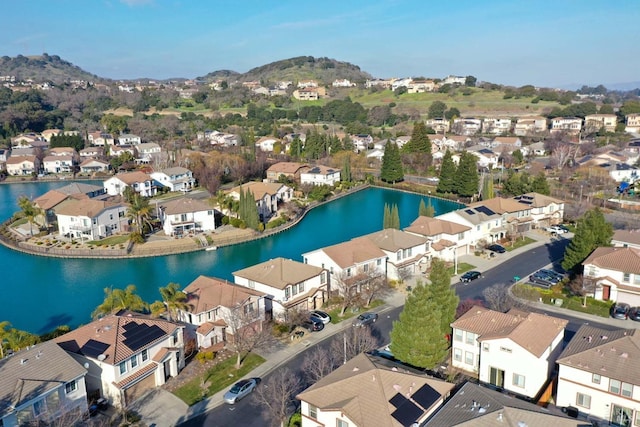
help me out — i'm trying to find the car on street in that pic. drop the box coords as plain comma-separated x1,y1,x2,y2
546,225,568,234
301,318,324,332
487,244,506,254
538,269,565,281
611,303,631,320
223,378,258,404
460,271,481,282
629,307,640,322
353,312,378,327
310,310,331,324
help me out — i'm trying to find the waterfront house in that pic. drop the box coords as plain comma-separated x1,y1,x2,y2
404,216,472,261
300,165,341,186
158,197,216,236
80,158,110,173
55,312,185,408
79,147,103,158
556,325,640,425
6,155,39,176
468,196,534,236
425,381,583,426
233,257,328,320
0,341,89,427
582,246,640,304
104,171,156,197
177,276,267,349
227,181,293,222
150,166,196,192
361,228,430,280
56,199,128,240
297,352,454,427
42,155,75,174
48,147,76,157
265,162,309,183
512,192,565,228
451,306,567,399
34,183,105,227
436,204,505,249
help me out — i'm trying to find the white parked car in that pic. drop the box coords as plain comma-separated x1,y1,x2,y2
546,225,567,234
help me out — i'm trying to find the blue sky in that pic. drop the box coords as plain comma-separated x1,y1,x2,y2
3,0,638,88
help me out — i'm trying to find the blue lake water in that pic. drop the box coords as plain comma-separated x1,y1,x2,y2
0,182,462,334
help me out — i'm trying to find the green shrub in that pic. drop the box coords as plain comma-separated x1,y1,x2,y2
221,216,230,225
288,412,302,427
196,351,216,364
272,323,290,336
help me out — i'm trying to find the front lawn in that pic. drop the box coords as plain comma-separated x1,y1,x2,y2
327,299,384,324
505,236,536,252
172,353,265,406
447,262,475,277
512,283,612,318
86,234,130,246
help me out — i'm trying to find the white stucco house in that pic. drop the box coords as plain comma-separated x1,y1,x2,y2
55,313,185,409
158,197,216,236
404,215,472,262
436,204,505,248
117,133,142,145
582,246,640,304
55,199,128,241
300,165,341,186
451,306,567,399
6,155,39,176
227,181,293,222
361,228,430,281
512,192,565,228
80,158,110,173
104,171,156,197
233,257,328,320
612,229,640,249
42,155,75,174
151,167,196,192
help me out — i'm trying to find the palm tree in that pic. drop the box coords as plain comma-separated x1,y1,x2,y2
126,193,153,237
92,284,148,319
158,282,190,321
17,196,42,237
4,327,38,352
0,321,10,358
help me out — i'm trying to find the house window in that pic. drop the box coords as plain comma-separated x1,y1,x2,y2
592,373,601,384
500,346,513,353
458,232,465,240
464,351,474,365
454,329,463,342
208,210,213,216
337,419,349,427
109,214,113,220
320,272,327,284
396,250,402,261
635,275,640,285
33,399,46,417
482,342,490,352
476,225,480,231
141,349,149,362
248,280,255,289
623,273,631,283
130,355,138,369
346,268,352,277
285,287,290,299
299,282,305,292
610,379,621,394
363,264,369,273
512,373,525,388
466,332,475,345
453,348,462,362
65,380,77,394
377,259,382,266
622,382,633,398
119,362,127,375
308,404,318,419
244,303,255,314
576,392,591,409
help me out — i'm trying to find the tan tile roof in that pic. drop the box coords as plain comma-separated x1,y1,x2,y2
613,229,640,246
115,171,152,185
34,189,69,210
233,258,324,290
80,158,109,167
493,136,520,145
322,236,387,269
452,307,567,357
558,325,640,385
266,162,308,174
363,228,429,252
468,197,529,214
183,275,264,314
228,181,286,200
583,246,640,275
160,197,213,215
55,313,180,365
156,166,190,176
6,155,36,165
55,198,124,218
431,239,455,252
404,216,471,237
48,147,75,154
43,155,74,162
0,341,87,418
113,363,156,389
297,353,454,427
513,192,564,208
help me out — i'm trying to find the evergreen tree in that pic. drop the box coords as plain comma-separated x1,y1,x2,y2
403,122,432,154
531,172,551,195
418,199,426,216
419,198,435,217
454,151,479,198
437,149,456,193
482,173,495,199
428,259,459,334
244,189,261,230
342,155,352,182
380,142,404,183
289,136,303,158
389,279,449,369
391,204,400,229
561,208,613,272
383,203,391,229
501,172,527,196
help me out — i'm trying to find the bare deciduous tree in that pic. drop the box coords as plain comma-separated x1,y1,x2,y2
330,326,379,365
482,283,519,313
254,367,303,427
567,274,598,306
333,272,365,316
301,346,338,384
359,271,391,307
226,303,276,369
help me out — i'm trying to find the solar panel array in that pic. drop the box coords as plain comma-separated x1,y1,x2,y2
81,339,110,358
390,392,423,426
474,205,496,216
122,322,166,351
411,384,440,409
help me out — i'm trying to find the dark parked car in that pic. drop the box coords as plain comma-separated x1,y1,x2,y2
301,319,324,332
460,271,481,282
487,244,506,253
539,269,564,281
223,378,258,404
611,303,631,320
629,307,640,322
353,312,378,327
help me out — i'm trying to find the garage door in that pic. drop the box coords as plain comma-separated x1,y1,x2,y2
124,372,157,406
619,290,640,307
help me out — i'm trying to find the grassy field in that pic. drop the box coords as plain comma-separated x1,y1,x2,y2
86,234,130,246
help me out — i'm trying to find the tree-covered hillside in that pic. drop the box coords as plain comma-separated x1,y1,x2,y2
0,54,100,83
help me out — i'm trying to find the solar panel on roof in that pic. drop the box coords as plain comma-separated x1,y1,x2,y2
411,384,440,409
475,205,496,216
464,209,475,215
81,339,110,358
389,393,406,408
122,323,166,351
390,394,423,426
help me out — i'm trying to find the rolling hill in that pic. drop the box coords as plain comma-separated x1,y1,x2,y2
0,54,101,83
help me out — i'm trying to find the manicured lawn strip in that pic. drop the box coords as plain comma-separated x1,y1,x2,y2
512,283,612,318
86,234,130,246
447,262,475,277
505,236,536,251
11,218,28,227
172,353,265,406
328,299,384,324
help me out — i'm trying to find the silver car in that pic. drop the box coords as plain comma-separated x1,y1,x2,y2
223,378,258,404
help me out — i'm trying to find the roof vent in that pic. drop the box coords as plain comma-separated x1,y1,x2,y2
478,407,487,414
97,354,107,361
20,358,27,365
497,412,503,422
621,353,629,358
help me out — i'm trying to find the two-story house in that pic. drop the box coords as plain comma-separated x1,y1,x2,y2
612,229,640,249
453,118,482,136
482,118,512,135
150,167,196,192
404,216,472,262
56,199,128,241
468,197,533,236
79,147,104,158
227,181,293,222
88,131,115,146
513,192,565,228
297,352,454,427
451,306,567,400
514,116,548,136
158,197,216,236
265,162,309,183
177,276,267,349
117,133,142,145
556,324,640,425
361,228,430,281
436,205,505,249
300,165,341,187
104,171,157,197
302,237,387,296
626,113,640,133
55,313,185,408
6,155,39,176
585,114,618,133
42,155,75,174
80,158,110,173
233,257,328,320
551,117,583,135
582,246,640,304
0,341,89,427
425,118,450,133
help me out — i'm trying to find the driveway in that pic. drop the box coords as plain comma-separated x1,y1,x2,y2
129,388,188,427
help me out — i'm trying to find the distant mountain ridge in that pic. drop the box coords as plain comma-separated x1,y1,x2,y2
0,54,100,83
